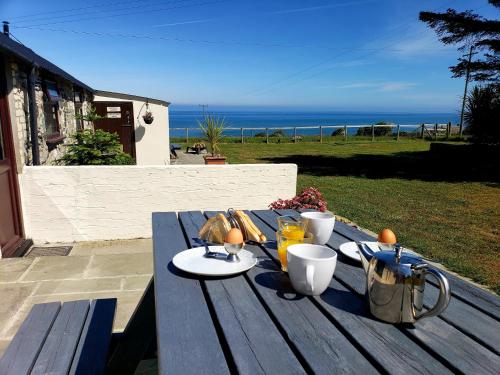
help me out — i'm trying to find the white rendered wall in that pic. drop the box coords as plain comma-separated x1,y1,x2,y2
93,94,170,166
20,164,297,243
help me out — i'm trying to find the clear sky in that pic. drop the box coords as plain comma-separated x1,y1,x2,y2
1,0,497,112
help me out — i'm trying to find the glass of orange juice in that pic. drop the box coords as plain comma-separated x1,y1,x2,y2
276,232,302,272
276,229,313,272
277,216,305,239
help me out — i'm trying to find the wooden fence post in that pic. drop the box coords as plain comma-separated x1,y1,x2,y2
396,124,400,141
446,122,451,138
319,126,323,143
266,128,269,144
371,124,375,142
294,127,297,142
344,125,347,142
186,128,189,144
421,123,425,139
241,128,244,144
434,123,438,141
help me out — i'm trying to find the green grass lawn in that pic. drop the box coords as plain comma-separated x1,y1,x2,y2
215,139,500,294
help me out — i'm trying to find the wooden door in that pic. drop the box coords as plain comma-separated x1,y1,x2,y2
93,102,136,158
0,56,25,257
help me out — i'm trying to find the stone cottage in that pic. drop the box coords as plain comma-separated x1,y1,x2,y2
0,25,93,168
1,22,171,257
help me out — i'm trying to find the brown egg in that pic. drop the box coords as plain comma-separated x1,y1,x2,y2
378,228,397,244
225,228,244,244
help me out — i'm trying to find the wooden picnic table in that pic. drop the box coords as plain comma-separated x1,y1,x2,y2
152,210,500,375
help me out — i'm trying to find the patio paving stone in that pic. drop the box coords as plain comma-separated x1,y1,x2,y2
123,275,152,290
34,277,123,296
70,238,152,256
0,283,37,337
0,239,154,357
0,340,10,358
0,258,35,282
85,253,153,278
21,256,91,281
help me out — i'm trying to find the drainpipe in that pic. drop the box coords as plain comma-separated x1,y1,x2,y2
27,64,40,165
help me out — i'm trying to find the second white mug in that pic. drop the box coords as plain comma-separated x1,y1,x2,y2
300,211,335,245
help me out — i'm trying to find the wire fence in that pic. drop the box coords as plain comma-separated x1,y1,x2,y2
170,123,459,144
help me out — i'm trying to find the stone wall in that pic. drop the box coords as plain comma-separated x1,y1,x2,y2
19,164,298,243
8,61,92,167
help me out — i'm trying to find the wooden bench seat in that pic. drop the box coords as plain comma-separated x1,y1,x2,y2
0,298,117,375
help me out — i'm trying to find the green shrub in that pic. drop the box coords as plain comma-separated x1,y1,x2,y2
331,128,345,136
356,121,393,136
58,129,135,165
271,129,285,137
254,132,266,137
465,85,500,143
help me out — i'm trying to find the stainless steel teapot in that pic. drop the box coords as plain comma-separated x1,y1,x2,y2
357,243,451,324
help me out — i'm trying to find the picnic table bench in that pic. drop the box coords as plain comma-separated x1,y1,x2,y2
0,298,116,375
186,145,206,154
152,210,500,375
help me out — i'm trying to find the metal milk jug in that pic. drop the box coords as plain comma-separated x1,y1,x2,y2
357,243,451,324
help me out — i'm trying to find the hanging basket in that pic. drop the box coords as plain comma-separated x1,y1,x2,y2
142,111,154,124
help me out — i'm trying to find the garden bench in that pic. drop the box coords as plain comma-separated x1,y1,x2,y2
186,145,206,154
0,298,117,375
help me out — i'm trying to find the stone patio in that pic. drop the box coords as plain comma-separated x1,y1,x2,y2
0,238,153,357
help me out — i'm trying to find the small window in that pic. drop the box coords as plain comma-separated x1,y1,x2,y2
45,81,61,102
74,90,82,103
44,102,60,136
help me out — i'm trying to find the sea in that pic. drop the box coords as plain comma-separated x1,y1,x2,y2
169,110,460,138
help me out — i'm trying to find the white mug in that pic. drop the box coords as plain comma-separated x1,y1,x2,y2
300,211,335,245
287,244,337,296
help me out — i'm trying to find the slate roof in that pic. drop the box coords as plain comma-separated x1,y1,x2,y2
0,33,93,92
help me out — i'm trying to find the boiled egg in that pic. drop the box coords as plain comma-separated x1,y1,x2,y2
378,228,397,244
225,228,244,244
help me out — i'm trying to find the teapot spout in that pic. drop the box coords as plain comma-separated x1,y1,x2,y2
357,242,374,274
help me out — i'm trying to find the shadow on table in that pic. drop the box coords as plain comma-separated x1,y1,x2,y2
167,261,241,281
253,268,374,319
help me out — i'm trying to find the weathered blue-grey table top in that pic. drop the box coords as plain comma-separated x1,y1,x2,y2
152,210,500,375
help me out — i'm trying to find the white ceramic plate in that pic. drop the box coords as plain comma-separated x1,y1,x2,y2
338,241,381,262
172,246,258,276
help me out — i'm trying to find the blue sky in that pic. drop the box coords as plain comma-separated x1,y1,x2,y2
1,0,497,111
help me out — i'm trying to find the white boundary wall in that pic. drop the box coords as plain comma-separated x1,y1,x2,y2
19,164,297,243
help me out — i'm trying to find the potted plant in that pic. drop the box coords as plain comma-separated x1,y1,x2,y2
198,115,226,165
142,111,154,124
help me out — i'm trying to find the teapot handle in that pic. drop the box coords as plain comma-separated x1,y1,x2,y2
416,268,451,320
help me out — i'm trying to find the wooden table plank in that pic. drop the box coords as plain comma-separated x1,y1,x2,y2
188,211,376,375
0,302,60,375
249,210,453,375
260,210,500,374
179,211,306,375
31,300,90,375
152,212,230,375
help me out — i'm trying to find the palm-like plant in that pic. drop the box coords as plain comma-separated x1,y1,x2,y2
464,85,500,143
198,115,226,156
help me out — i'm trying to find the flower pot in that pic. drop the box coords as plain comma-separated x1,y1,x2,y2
204,155,227,165
143,117,154,124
